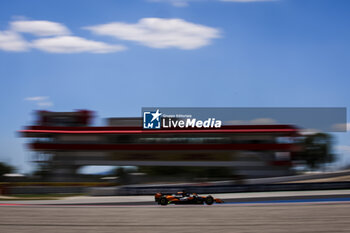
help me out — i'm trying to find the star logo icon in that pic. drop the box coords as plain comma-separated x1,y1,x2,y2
143,109,162,129
151,109,162,122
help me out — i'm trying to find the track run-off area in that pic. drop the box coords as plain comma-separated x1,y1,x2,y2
1,190,350,233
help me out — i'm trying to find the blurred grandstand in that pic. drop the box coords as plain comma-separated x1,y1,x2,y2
18,110,306,182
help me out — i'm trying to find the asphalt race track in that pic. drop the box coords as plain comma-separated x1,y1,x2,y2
1,191,350,233
1,202,350,233
48,194,350,205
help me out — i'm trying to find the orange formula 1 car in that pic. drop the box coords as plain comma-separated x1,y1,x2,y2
155,191,224,206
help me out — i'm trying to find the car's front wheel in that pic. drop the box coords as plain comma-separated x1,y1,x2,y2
205,196,214,205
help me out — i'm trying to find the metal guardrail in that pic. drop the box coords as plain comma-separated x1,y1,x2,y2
3,181,350,195
113,182,350,196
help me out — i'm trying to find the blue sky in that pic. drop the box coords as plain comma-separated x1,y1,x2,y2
1,0,350,173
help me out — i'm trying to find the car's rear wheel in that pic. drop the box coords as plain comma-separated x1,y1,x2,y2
205,196,214,205
159,197,168,206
